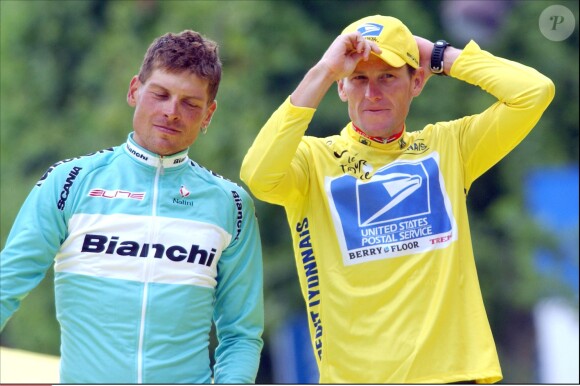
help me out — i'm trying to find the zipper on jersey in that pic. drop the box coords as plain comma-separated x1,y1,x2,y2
137,162,162,383
158,156,165,175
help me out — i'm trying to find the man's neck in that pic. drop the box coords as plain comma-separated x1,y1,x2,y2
352,124,404,144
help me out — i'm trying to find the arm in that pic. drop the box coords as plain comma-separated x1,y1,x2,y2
454,41,554,187
212,188,264,383
416,37,555,189
1,164,69,330
291,32,380,108
240,33,379,204
414,35,462,82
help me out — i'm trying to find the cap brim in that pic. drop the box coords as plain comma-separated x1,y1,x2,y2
372,50,406,68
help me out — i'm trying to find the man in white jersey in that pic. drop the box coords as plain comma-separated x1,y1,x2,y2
1,30,264,383
241,14,554,383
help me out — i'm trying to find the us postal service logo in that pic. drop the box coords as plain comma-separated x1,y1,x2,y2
357,22,383,37
326,153,456,266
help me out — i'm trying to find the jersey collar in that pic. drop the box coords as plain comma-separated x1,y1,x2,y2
125,133,190,169
346,123,408,150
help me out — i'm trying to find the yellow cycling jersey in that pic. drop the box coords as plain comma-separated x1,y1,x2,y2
241,41,554,383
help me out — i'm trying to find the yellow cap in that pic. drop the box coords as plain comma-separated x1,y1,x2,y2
341,15,419,69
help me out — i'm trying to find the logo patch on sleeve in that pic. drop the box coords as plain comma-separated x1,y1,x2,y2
326,153,456,265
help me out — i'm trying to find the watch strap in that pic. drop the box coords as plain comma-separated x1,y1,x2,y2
430,40,450,75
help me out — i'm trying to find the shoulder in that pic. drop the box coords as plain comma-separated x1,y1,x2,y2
303,133,341,144
414,117,473,137
35,146,118,188
189,160,254,204
299,133,341,153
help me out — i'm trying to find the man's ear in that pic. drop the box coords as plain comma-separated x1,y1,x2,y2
127,75,140,107
411,68,426,98
202,100,218,128
337,79,348,102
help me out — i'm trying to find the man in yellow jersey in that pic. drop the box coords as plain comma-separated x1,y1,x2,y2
241,15,554,383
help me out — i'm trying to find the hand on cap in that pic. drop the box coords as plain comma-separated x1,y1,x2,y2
319,32,382,81
290,32,381,109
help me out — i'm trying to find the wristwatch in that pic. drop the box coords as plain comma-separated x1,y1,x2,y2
430,40,450,75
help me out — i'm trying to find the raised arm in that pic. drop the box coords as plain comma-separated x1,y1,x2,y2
240,33,380,205
418,37,555,188
291,32,381,108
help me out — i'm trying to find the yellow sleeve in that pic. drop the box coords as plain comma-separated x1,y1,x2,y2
240,97,316,206
450,40,555,190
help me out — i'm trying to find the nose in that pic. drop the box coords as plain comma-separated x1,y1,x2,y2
163,99,180,120
365,80,382,101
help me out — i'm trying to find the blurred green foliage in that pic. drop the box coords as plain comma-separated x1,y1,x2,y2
1,0,578,383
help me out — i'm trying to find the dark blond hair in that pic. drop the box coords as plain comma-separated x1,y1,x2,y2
138,30,222,102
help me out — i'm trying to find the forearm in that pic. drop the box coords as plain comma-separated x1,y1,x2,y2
213,337,263,383
1,199,60,330
290,61,338,108
291,31,379,108
442,46,462,75
212,203,264,383
0,250,48,330
450,41,554,106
